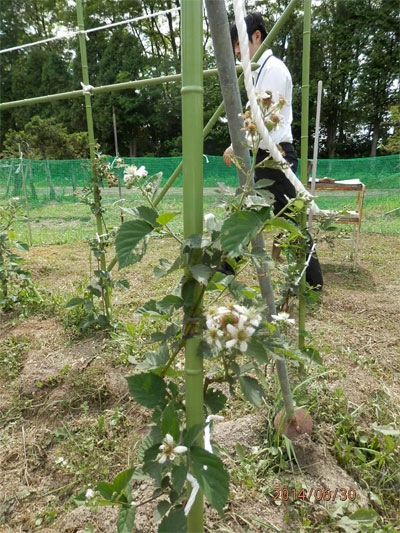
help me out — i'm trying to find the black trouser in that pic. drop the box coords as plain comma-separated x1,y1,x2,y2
255,144,323,289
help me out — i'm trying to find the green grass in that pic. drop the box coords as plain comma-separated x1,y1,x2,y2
1,187,399,246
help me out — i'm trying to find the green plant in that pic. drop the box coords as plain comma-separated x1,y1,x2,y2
0,334,30,381
0,198,42,312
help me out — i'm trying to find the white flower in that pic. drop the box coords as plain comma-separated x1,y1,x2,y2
123,165,137,189
158,434,187,464
225,315,255,352
205,326,224,351
271,312,296,326
85,488,95,500
135,165,148,179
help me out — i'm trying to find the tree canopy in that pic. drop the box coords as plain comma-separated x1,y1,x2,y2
0,0,399,159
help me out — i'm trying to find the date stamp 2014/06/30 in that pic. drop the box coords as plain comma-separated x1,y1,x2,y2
273,487,357,503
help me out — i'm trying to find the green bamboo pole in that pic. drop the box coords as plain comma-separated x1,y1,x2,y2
153,0,300,205
182,1,204,531
298,0,312,350
18,145,33,246
76,0,112,322
0,67,241,111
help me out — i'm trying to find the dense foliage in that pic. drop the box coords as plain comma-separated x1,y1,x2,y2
0,0,399,158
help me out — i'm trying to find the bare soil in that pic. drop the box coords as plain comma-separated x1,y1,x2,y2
0,233,399,532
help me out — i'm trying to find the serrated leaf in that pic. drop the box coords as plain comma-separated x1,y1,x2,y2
220,211,264,256
190,446,229,517
161,401,180,441
253,178,274,189
96,481,114,499
265,217,303,237
238,375,263,407
154,500,170,523
117,505,136,533
158,506,186,532
156,212,179,226
115,219,153,270
246,337,269,364
171,464,187,494
204,388,227,414
65,297,86,309
132,205,160,227
137,343,170,371
154,256,184,278
112,468,135,495
190,264,213,285
126,373,167,409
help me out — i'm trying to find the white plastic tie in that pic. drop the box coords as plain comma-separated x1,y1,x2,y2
204,414,224,454
295,242,316,286
184,473,200,516
80,82,94,95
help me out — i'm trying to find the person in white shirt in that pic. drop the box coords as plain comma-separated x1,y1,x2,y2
223,12,323,290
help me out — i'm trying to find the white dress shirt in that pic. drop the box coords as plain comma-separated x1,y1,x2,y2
252,49,294,148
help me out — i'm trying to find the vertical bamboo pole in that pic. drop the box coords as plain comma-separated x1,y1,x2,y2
76,0,112,321
298,0,312,350
18,145,33,246
112,105,124,223
182,1,204,531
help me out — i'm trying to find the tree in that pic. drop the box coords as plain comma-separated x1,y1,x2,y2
1,115,89,159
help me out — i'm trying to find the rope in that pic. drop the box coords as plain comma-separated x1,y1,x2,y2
0,7,181,55
232,0,320,215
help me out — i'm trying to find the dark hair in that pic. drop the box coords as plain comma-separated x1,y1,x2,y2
230,12,267,45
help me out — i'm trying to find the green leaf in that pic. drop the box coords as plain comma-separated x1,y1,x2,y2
161,401,180,441
136,343,170,371
204,388,227,414
265,217,303,237
96,481,114,500
132,205,160,227
303,345,323,365
115,219,153,270
154,256,184,278
156,212,179,226
246,337,269,364
238,375,263,407
220,211,264,255
65,297,86,309
126,373,167,409
117,505,136,533
371,423,400,436
113,468,135,495
190,264,213,285
158,506,186,532
171,464,187,494
349,508,379,524
190,446,229,517
154,500,170,523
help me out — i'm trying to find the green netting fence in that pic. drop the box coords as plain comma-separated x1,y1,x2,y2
0,154,399,200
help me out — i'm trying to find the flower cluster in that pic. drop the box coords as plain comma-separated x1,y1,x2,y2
239,90,286,146
123,164,148,189
205,304,262,353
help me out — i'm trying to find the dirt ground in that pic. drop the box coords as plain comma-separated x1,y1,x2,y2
0,232,399,532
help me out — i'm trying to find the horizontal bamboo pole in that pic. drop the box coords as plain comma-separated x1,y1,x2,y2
0,66,246,111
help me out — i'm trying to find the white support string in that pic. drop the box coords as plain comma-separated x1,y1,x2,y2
0,7,181,55
232,0,320,216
